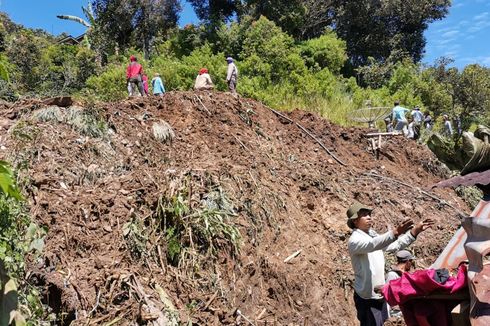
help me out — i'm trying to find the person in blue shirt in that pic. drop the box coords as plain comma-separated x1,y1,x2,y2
391,101,409,133
151,73,166,96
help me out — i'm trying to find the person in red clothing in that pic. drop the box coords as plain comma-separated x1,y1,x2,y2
142,74,149,95
126,55,145,97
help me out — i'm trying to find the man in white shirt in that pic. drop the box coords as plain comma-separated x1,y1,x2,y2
410,107,423,139
226,57,238,94
443,114,453,137
346,201,433,326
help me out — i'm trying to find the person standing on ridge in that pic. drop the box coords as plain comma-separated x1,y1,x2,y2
151,73,165,96
443,114,453,136
424,112,433,130
391,101,409,135
346,201,434,326
226,57,238,94
194,68,214,90
410,106,423,139
126,55,145,97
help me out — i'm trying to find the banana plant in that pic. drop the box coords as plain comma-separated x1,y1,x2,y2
56,1,95,48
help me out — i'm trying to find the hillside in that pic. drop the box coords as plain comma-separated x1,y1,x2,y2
0,92,470,325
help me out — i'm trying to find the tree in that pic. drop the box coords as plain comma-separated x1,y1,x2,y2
188,0,240,30
92,0,181,58
57,1,95,48
133,0,181,58
333,0,450,67
189,0,334,40
299,30,347,74
456,64,490,128
6,30,45,91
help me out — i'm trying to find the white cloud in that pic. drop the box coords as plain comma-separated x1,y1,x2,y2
474,12,489,20
438,38,456,45
441,30,460,38
460,56,490,67
468,19,490,33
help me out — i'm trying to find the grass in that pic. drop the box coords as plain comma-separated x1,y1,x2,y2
156,183,241,267
152,120,175,143
33,106,107,138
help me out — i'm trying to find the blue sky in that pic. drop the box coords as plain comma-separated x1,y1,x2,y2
0,0,489,68
424,0,490,67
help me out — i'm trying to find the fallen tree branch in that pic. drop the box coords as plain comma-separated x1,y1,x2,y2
270,109,346,166
194,95,211,115
203,290,219,310
233,135,250,152
362,172,467,217
284,249,302,263
237,309,256,326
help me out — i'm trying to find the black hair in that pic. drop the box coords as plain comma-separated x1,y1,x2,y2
477,183,490,195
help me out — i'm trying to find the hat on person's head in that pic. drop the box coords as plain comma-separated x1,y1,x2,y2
130,55,137,62
396,250,415,262
199,68,208,75
226,57,234,63
415,106,420,110
394,100,400,106
346,201,373,229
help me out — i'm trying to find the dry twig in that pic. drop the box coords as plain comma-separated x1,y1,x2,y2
270,109,346,166
362,172,466,217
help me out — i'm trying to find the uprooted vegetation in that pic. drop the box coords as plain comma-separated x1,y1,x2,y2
0,92,471,324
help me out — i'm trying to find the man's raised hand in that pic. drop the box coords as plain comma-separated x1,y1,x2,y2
394,218,414,237
411,218,435,237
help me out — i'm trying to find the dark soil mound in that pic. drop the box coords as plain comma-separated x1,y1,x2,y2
0,92,469,325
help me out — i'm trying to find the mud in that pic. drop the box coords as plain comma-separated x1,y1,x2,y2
0,91,469,325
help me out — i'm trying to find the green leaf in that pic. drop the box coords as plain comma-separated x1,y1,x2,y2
28,238,45,253
0,263,26,326
0,161,23,200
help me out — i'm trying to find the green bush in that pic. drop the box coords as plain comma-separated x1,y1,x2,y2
0,161,49,323
300,30,347,74
85,62,127,101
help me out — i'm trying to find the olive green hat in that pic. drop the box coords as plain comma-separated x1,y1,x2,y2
346,201,373,229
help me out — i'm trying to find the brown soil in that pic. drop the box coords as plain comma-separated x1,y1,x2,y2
0,91,469,325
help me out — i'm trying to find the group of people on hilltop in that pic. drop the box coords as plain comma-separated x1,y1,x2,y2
385,101,457,139
194,57,238,93
125,55,238,97
126,55,166,97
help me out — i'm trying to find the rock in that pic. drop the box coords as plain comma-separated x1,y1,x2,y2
42,96,73,107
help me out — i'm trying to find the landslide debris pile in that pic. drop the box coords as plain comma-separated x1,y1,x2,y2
0,92,470,325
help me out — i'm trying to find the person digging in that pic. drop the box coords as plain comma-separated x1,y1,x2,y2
346,201,434,326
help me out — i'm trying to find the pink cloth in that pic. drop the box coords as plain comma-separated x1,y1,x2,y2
383,265,468,326
142,75,149,95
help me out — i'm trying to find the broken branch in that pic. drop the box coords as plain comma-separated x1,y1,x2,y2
270,109,347,166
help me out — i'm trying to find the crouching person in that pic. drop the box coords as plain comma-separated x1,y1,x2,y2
346,201,433,326
194,68,214,91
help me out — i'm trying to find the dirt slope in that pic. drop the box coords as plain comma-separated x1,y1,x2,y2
0,92,469,325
